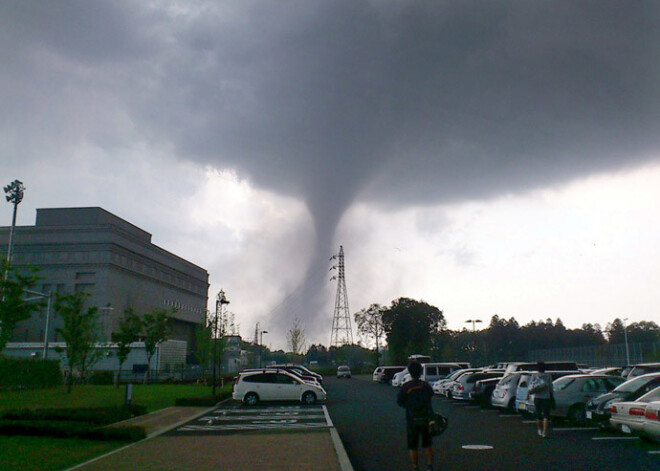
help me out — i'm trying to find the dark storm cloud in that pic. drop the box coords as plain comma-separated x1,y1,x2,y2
2,1,659,341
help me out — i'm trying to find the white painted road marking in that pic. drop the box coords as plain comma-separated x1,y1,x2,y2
175,405,330,433
462,445,494,450
592,436,640,441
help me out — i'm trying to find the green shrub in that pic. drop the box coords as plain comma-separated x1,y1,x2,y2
174,386,232,406
0,358,62,389
0,420,145,441
88,371,114,385
0,405,147,425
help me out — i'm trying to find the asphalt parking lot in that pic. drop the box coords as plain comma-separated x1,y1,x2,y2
324,376,660,471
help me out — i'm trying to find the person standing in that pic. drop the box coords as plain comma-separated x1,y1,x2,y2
527,361,554,438
397,360,435,471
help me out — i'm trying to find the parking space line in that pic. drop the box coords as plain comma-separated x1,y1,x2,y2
553,427,599,432
592,436,640,441
521,420,537,424
498,414,520,418
648,450,660,454
323,405,334,427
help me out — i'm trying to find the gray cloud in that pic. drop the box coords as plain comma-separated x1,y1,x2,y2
2,1,659,343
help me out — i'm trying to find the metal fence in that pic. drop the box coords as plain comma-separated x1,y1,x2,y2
528,342,660,367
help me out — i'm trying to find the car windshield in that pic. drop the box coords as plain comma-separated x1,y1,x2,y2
553,376,576,391
637,385,660,403
613,375,658,393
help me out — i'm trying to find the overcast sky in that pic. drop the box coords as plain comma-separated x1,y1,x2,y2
1,1,659,350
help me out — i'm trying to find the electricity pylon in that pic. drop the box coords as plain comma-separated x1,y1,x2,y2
330,245,353,347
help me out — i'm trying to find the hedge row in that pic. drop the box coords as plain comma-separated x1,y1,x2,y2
0,405,147,425
0,420,146,441
0,357,62,389
174,388,233,407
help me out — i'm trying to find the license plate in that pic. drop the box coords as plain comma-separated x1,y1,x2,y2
520,402,526,410
621,424,631,434
586,411,592,419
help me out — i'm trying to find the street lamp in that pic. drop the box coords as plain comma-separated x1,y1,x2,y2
212,289,229,396
465,319,482,365
466,319,482,332
4,180,25,267
623,318,630,366
259,330,268,367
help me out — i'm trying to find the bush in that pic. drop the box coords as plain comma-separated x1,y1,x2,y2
0,357,62,389
88,371,114,385
0,405,147,425
174,385,232,406
0,420,146,441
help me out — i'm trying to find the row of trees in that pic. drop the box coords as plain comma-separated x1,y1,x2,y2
1,259,174,392
353,297,660,366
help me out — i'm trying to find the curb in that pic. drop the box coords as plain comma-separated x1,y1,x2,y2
330,428,355,471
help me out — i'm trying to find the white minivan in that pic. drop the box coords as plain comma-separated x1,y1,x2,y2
401,362,466,385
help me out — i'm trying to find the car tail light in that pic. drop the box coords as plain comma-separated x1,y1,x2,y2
610,405,617,414
630,407,646,416
234,374,241,386
645,409,659,421
457,385,464,391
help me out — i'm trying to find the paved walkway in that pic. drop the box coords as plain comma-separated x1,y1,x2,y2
68,406,349,471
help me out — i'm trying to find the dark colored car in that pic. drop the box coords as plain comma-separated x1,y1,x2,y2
379,366,406,384
586,372,660,426
471,375,505,407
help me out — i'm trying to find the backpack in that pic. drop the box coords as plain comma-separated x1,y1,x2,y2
406,380,433,424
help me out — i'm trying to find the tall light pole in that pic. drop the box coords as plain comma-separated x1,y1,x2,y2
623,318,630,365
4,180,25,267
466,319,482,333
465,319,482,365
212,289,229,396
260,330,268,367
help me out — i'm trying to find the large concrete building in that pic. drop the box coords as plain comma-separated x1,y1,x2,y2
0,207,209,357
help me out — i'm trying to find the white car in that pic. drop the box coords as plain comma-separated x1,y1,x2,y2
391,369,408,387
641,401,660,441
337,365,351,379
610,385,660,435
372,367,384,382
232,369,327,406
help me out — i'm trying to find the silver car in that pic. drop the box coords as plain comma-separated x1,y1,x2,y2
491,372,526,412
552,374,626,423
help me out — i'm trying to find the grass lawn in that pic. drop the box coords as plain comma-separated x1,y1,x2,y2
0,383,230,470
0,435,127,471
0,384,217,413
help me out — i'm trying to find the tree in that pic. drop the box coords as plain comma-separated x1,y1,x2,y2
354,303,386,365
54,291,102,393
111,308,142,387
142,309,173,384
287,317,306,355
192,319,214,384
606,318,627,344
381,297,445,365
0,259,42,351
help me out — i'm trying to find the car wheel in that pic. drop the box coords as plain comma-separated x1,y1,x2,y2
568,404,586,425
302,391,317,405
244,392,259,406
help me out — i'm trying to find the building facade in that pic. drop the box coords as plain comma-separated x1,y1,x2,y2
0,207,209,356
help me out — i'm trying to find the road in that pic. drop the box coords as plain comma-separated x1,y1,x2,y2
324,375,660,471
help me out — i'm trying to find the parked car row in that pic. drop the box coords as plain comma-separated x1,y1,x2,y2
375,360,660,441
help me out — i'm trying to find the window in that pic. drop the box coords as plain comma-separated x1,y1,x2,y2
426,366,437,376
276,374,299,385
243,373,277,384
